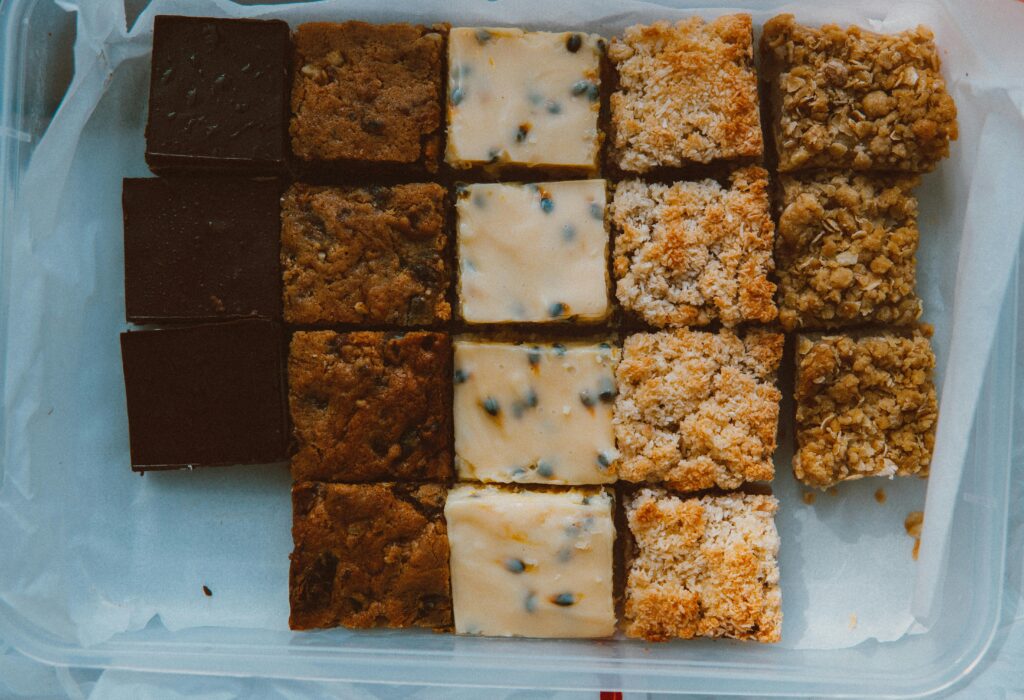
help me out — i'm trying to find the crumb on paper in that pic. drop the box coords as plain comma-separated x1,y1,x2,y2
202,585,212,597
827,486,838,497
848,613,857,630
802,491,816,505
874,488,887,504
905,510,924,560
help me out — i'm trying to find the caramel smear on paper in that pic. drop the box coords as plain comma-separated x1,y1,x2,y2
905,510,924,560
874,488,887,504
802,491,816,505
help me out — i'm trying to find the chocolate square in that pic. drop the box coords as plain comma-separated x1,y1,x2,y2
145,15,291,174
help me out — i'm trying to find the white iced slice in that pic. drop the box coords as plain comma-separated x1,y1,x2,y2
446,27,603,171
445,485,616,638
457,179,609,323
454,340,619,484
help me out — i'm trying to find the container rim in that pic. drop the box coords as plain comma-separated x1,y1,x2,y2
0,0,1014,695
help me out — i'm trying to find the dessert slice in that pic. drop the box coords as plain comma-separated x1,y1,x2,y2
291,21,445,173
611,166,776,328
775,171,922,331
281,183,450,326
145,16,290,174
122,177,282,323
793,330,937,488
608,15,762,172
446,27,603,174
453,340,618,484
615,329,783,491
290,482,452,630
456,180,609,324
624,488,781,642
288,331,452,483
445,484,615,638
119,319,288,470
761,14,958,172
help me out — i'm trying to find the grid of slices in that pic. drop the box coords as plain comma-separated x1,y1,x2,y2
116,12,956,643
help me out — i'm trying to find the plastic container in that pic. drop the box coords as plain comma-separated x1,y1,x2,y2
0,0,1016,695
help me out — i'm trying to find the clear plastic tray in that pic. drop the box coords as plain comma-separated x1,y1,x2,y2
0,0,1015,695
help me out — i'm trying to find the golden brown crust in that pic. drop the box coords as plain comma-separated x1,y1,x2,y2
289,482,452,630
608,15,763,171
761,14,957,172
793,331,937,488
288,331,452,483
611,166,777,328
281,183,451,325
614,329,783,491
776,171,922,331
624,489,781,643
290,22,444,170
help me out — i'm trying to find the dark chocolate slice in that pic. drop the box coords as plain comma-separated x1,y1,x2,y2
120,319,288,471
123,177,282,323
145,15,291,174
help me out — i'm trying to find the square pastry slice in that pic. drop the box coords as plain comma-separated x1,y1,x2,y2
608,15,762,173
445,485,615,638
145,16,290,174
776,172,922,331
794,330,937,488
291,22,445,173
120,320,288,470
611,166,776,328
290,482,452,630
624,488,781,642
123,177,282,323
446,28,603,174
615,329,783,491
288,331,452,483
281,183,450,326
453,340,618,484
456,180,609,323
761,14,958,172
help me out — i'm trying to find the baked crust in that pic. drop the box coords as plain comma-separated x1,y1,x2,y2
608,15,763,171
289,481,452,630
611,166,777,327
776,171,921,331
761,14,957,172
793,330,937,488
614,329,783,491
624,488,781,642
288,331,453,482
281,183,450,326
290,21,445,170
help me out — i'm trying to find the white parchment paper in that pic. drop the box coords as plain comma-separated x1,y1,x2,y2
0,0,1022,654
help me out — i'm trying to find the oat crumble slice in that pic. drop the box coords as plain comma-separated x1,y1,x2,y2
776,171,922,331
624,488,781,643
614,329,783,491
608,15,763,172
793,330,937,489
611,166,777,328
761,14,958,173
